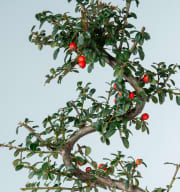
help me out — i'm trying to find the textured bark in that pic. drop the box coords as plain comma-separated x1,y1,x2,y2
59,126,145,192
59,53,146,191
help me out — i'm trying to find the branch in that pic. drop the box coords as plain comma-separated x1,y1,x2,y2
0,144,59,154
72,100,81,115
19,122,44,142
59,126,145,192
119,2,131,51
151,64,178,97
130,27,146,53
167,164,180,192
21,185,89,191
102,50,146,120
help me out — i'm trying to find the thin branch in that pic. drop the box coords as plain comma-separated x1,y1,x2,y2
172,92,180,95
23,165,68,177
72,101,81,115
119,2,131,51
130,27,146,53
0,144,60,154
21,185,89,191
167,164,180,192
19,122,44,142
151,64,178,97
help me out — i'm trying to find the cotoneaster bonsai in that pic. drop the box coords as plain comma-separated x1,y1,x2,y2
0,0,180,192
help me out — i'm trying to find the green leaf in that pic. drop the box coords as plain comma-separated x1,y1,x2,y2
27,152,35,158
135,120,141,130
28,171,35,179
104,128,116,138
77,33,84,46
53,48,60,60
158,92,165,104
168,91,173,100
143,32,151,40
99,58,105,67
13,159,21,167
15,164,24,171
176,96,180,105
14,149,20,157
42,162,48,171
76,156,84,163
125,24,134,28
50,68,56,74
87,63,94,73
113,68,123,82
151,95,158,104
85,146,91,156
135,32,141,42
105,138,110,145
48,173,55,180
138,46,145,60
122,137,129,148
51,42,57,48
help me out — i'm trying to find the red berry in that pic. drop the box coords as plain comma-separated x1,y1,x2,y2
78,161,83,166
78,56,86,62
114,98,116,104
86,167,91,173
136,159,142,165
114,83,117,90
141,113,149,120
98,163,107,171
118,91,122,97
69,42,77,51
129,92,135,99
78,61,86,68
143,75,148,83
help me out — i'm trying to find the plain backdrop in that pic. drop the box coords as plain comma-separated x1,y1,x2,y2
0,0,180,191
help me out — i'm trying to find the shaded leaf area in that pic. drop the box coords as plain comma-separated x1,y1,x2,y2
16,81,148,150
29,0,151,84
11,140,146,192
4,81,149,191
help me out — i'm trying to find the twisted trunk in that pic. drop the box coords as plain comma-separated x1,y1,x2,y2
59,51,146,192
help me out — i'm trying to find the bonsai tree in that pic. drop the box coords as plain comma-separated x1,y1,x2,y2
1,0,180,191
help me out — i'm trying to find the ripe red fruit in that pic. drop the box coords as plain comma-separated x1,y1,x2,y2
78,61,86,68
77,161,83,166
118,91,122,97
86,167,91,173
129,92,135,99
69,42,77,51
114,83,117,90
136,159,142,165
98,164,107,171
143,75,148,83
114,98,116,104
141,113,149,120
78,56,86,62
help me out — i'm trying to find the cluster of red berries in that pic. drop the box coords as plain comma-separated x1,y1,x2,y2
143,75,148,83
135,158,142,165
141,113,149,121
69,42,86,69
113,83,123,104
78,163,107,174
84,161,142,174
